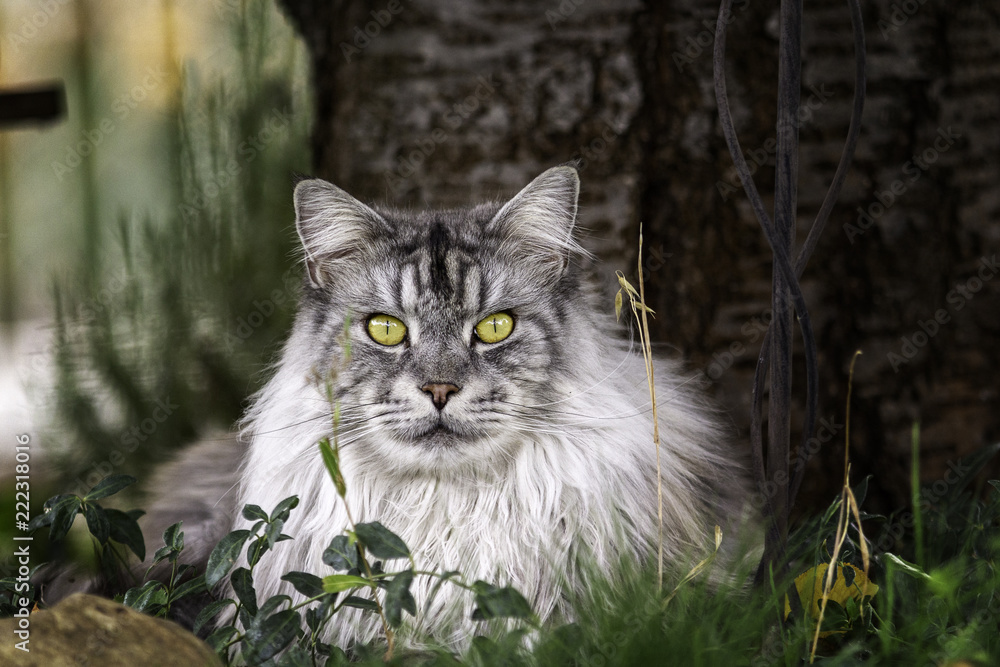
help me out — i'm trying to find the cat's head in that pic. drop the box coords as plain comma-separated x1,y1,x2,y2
288,165,594,475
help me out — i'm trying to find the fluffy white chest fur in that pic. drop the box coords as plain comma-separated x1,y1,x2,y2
232,165,748,650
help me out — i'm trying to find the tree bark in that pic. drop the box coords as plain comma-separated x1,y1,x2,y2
277,0,1000,518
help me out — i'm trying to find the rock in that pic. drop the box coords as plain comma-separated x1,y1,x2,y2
0,593,221,667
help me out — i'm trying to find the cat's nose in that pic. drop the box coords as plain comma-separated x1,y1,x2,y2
420,383,460,410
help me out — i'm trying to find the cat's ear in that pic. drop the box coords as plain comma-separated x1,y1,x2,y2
488,165,584,281
293,178,387,288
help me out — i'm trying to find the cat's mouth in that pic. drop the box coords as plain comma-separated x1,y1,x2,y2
410,418,476,446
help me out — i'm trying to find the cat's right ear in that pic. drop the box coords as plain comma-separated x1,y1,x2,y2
293,179,387,288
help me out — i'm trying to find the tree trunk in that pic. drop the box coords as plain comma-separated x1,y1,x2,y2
277,0,1000,518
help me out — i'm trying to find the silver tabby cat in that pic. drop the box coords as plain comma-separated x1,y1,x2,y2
230,165,749,649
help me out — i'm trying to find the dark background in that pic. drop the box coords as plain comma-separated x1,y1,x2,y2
275,0,1000,517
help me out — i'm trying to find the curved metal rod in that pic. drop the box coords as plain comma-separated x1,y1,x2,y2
713,0,820,525
713,0,865,578
787,0,867,504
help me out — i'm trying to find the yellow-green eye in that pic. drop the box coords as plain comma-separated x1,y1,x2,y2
367,314,407,346
475,312,514,344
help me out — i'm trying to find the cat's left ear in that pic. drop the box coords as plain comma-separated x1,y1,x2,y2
294,178,388,288
488,165,584,282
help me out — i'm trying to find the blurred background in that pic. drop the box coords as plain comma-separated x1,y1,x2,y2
1,0,998,566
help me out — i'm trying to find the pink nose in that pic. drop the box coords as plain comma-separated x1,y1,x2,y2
420,383,460,410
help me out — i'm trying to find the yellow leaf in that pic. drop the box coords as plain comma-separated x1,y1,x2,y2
615,289,623,321
785,562,879,623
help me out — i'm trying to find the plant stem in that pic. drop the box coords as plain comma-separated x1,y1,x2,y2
911,422,924,569
636,224,663,589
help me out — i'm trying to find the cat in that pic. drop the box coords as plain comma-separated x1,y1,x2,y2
231,164,752,650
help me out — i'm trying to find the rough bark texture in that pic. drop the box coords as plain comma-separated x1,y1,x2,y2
277,0,1000,518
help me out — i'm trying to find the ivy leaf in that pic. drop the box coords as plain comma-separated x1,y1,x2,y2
269,496,299,523
384,569,416,628
241,504,269,522
84,474,137,501
322,535,359,571
471,581,533,621
341,595,379,613
169,574,207,603
193,598,235,635
231,567,257,617
205,626,239,653
105,508,145,561
281,571,325,599
354,521,410,561
242,609,301,664
47,495,82,543
205,529,251,587
162,522,185,552
83,503,110,544
322,574,375,594
123,580,167,614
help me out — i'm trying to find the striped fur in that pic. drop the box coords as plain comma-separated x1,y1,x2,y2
234,166,750,650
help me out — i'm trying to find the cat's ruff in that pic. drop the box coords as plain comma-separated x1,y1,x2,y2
234,165,750,649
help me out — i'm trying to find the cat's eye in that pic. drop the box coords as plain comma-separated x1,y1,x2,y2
474,312,514,344
367,314,407,346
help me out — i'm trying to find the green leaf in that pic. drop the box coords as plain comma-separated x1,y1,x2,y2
231,567,257,617
105,508,146,561
282,571,325,599
354,521,410,561
882,553,931,580
841,563,856,587
205,625,239,653
83,503,110,544
123,580,167,614
84,474,137,501
319,438,347,497
270,495,300,523
256,594,293,622
169,574,207,603
193,598,235,635
242,609,301,663
205,529,251,587
384,569,416,628
265,517,286,549
471,581,533,621
274,644,311,667
48,495,82,543
322,535,359,571
341,595,379,613
162,522,185,551
241,504,269,522
322,574,375,594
